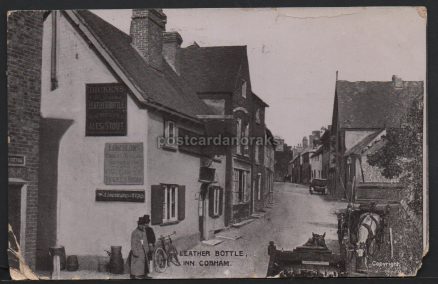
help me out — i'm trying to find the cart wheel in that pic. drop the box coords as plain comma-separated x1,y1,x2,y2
167,244,181,266
153,247,167,273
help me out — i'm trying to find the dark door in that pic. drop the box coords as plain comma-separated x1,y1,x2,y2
8,184,22,241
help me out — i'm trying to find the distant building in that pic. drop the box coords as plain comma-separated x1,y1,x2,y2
329,76,424,199
310,145,323,180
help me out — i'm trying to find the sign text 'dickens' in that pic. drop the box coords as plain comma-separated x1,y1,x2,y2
104,143,144,185
96,190,145,202
86,83,127,136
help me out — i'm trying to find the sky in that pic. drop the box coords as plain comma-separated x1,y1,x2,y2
93,7,426,147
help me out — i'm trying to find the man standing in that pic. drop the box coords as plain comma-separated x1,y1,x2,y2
143,214,156,273
129,215,156,279
129,216,148,279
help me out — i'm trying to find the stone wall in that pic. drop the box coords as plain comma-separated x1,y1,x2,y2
7,11,44,269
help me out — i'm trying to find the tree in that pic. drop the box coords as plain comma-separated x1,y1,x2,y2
367,97,423,215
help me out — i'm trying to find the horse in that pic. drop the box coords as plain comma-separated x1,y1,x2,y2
304,232,327,249
355,212,381,270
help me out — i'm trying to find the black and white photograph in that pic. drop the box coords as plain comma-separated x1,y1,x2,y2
6,6,427,279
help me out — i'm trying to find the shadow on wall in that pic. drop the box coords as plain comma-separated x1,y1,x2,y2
36,118,73,271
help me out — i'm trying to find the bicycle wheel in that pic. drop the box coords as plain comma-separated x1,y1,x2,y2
153,247,167,273
167,244,181,266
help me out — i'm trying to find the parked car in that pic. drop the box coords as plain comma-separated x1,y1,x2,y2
309,178,328,195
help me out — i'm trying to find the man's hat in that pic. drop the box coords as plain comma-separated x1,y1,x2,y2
143,215,151,224
137,216,146,225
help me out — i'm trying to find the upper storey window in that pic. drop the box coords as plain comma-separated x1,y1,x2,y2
241,80,247,99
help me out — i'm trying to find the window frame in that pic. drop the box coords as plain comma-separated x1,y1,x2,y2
163,120,178,150
241,80,247,99
236,118,242,155
257,173,262,200
233,168,249,204
255,108,261,124
163,184,178,223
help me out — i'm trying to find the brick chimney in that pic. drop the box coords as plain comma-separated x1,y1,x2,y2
302,136,308,148
392,75,403,88
163,31,183,74
130,9,167,70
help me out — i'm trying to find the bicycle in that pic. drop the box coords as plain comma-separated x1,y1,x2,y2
152,231,181,273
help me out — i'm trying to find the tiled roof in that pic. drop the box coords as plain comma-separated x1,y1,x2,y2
344,130,384,156
75,10,213,118
336,80,423,129
179,45,246,93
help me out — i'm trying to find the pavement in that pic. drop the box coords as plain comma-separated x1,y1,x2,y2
42,182,347,279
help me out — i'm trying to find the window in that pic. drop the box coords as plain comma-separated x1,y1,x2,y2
255,145,259,164
257,173,262,200
208,186,223,218
255,108,261,124
233,169,249,203
243,124,249,156
163,185,178,223
163,120,177,149
150,184,185,225
241,80,247,98
236,118,242,155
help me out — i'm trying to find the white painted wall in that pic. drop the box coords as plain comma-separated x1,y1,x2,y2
41,13,150,257
310,153,322,180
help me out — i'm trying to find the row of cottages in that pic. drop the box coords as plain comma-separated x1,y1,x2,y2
32,9,274,270
289,131,322,185
328,76,424,200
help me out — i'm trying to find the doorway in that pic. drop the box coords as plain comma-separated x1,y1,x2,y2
8,181,27,269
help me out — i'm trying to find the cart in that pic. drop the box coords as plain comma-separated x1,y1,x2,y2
266,235,345,277
336,182,401,275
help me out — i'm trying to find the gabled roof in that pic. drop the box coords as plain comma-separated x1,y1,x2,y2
344,129,384,156
252,92,269,107
179,45,246,93
72,10,213,119
336,80,423,129
311,145,323,157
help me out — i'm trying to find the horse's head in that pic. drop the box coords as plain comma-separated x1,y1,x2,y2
311,232,326,247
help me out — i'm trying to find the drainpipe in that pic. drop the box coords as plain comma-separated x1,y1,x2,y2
50,11,58,91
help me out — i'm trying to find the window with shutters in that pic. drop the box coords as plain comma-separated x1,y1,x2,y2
163,184,178,223
151,184,185,225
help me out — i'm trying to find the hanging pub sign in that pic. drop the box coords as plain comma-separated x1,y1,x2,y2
95,189,145,202
104,143,144,185
86,83,127,136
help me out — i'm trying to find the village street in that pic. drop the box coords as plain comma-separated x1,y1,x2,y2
50,182,346,279
151,182,347,279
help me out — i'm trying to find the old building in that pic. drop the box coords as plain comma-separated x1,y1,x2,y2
36,10,227,270
179,41,272,222
264,129,275,204
7,11,44,270
310,146,323,180
329,76,424,199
